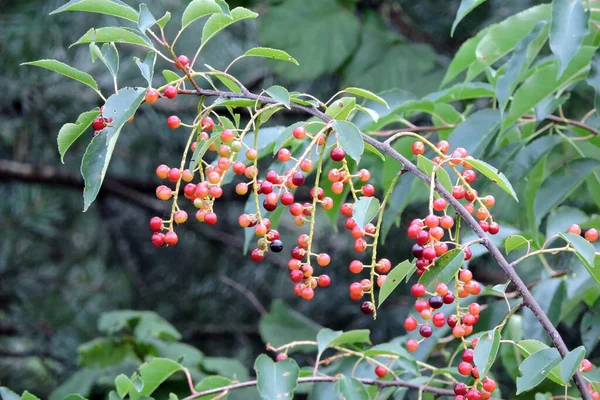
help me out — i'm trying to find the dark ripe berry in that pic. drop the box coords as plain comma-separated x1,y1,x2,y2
464,247,472,261
176,55,189,69
422,247,436,260
292,172,305,186
454,382,468,396
92,116,105,131
412,141,425,155
270,240,284,253
447,314,458,328
412,243,424,258
479,221,489,232
151,233,165,247
442,292,455,304
150,217,163,232
290,270,304,283
330,147,345,161
488,222,500,235
419,325,432,338
201,117,214,131
482,378,496,392
411,283,426,297
260,181,273,195
251,248,265,262
362,184,375,197
404,317,418,331
433,198,447,211
164,85,178,99
280,192,294,206
416,230,430,245
204,212,218,225
374,365,387,378
429,295,443,309
360,301,374,314
167,115,181,129
291,246,305,260
416,258,430,270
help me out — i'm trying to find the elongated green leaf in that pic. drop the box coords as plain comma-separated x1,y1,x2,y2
115,375,133,398
243,47,299,65
334,376,369,400
0,387,19,400
355,105,379,124
215,0,231,17
416,155,453,193
57,108,100,163
426,82,495,103
364,141,384,161
342,87,388,107
72,27,153,49
90,43,119,77
352,197,380,231
331,120,364,162
587,53,600,116
22,59,99,92
503,45,597,131
130,358,182,399
212,98,256,107
467,158,518,201
442,28,489,86
418,249,465,289
505,235,530,254
509,135,562,182
81,88,145,211
20,393,40,400
497,21,550,113
558,232,596,272
138,4,156,31
327,97,356,120
266,85,290,109
190,135,222,171
194,376,232,400
135,51,156,87
516,348,561,394
50,0,138,22
181,0,221,30
515,340,564,385
162,70,180,84
451,0,488,36
474,329,501,380
550,0,589,77
156,11,171,29
558,346,586,385
534,159,600,225
254,354,299,400
378,260,414,307
317,329,371,357
202,7,258,45
449,109,500,158
468,5,551,81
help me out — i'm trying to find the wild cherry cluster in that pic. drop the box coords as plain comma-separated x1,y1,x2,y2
580,359,600,399
568,224,599,242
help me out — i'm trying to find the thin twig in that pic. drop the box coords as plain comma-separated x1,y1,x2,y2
220,275,267,315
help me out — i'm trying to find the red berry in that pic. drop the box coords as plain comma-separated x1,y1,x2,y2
466,389,481,400
167,168,181,182
145,88,159,104
568,224,582,235
406,339,419,352
432,312,445,327
462,349,474,363
416,230,430,245
422,247,436,260
374,366,387,378
204,212,217,225
419,325,432,338
164,85,178,99
412,141,425,155
360,301,374,314
151,233,165,247
164,231,178,246
201,117,214,131
437,140,450,154
317,253,331,267
301,287,314,300
318,274,331,287
150,217,163,232
167,115,181,129
290,270,304,283
407,224,421,239
482,378,496,392
251,248,264,262
404,317,418,331
411,283,426,297
292,172,305,186
464,247,472,261
433,198,447,211
488,221,499,235
330,147,345,161
454,383,468,396
362,184,375,197
176,55,189,69
376,258,392,274
585,228,599,242
275,353,288,362
292,126,306,139
92,116,105,131
581,359,593,372
156,164,169,179
457,361,472,376
462,170,476,183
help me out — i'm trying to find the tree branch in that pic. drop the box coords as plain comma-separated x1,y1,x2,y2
175,87,592,399
182,375,454,400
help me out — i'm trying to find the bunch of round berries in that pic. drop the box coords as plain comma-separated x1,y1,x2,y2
452,350,497,400
581,359,600,399
346,257,392,315
568,224,599,242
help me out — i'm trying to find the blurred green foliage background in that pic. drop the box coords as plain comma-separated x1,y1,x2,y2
0,0,581,398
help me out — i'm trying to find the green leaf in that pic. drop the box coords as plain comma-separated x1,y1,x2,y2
534,159,600,226
259,0,360,80
497,21,550,113
558,346,586,385
333,376,369,400
135,51,156,87
254,354,299,400
378,260,414,307
467,5,551,81
115,375,133,398
215,0,231,17
130,359,182,399
317,329,371,357
22,59,99,92
81,87,145,211
342,87,388,107
57,108,100,163
190,134,221,171
516,341,565,385
20,393,40,400
442,28,489,86
242,47,299,65
503,45,597,131
181,0,221,30
352,196,380,231
138,4,157,31
72,27,153,49
451,0,488,36
558,232,596,272
90,43,119,77
203,357,249,381
212,98,256,107
448,109,500,158
60,395,87,400
266,85,290,109
505,235,530,254
516,348,562,394
416,155,453,193
331,120,364,163
147,340,204,369
587,53,600,116
98,310,181,340
0,387,19,400
418,249,465,289
354,105,379,124
78,337,135,368
205,65,243,93
202,7,258,46
162,70,180,84
194,376,232,400
550,0,589,77
259,300,322,354
581,312,600,351
326,97,356,120
50,0,138,22
466,158,518,202
508,135,562,182
474,329,501,379
364,141,385,161
427,82,495,103
49,369,98,400
156,11,171,29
